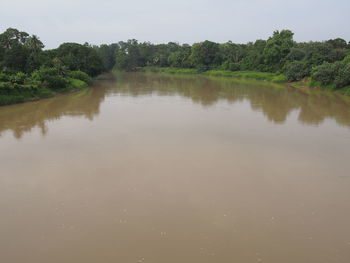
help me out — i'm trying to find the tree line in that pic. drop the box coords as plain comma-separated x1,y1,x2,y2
94,30,350,91
1,27,350,106
0,28,105,105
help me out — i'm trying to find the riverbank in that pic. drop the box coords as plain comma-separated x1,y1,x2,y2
0,78,89,106
138,67,350,95
140,67,286,82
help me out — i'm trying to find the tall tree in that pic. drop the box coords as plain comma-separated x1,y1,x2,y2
190,40,222,70
263,30,295,71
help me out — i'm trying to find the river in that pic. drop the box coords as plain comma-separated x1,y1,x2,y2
1,72,350,263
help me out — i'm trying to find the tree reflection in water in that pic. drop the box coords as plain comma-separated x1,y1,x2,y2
1,72,350,139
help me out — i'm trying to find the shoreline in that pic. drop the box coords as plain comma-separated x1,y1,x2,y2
0,79,90,107
137,67,350,96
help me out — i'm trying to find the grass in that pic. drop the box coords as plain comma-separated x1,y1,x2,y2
140,67,198,74
203,70,287,83
139,67,350,96
69,78,88,89
338,85,350,95
0,78,88,106
0,88,53,106
287,78,350,96
139,67,287,83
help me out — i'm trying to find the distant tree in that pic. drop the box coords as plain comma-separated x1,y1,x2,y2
168,45,191,68
263,30,295,71
220,42,245,63
95,44,119,71
25,35,45,72
298,42,332,66
115,50,130,70
326,38,348,49
240,40,266,71
114,39,142,70
168,51,184,67
285,48,306,61
190,40,222,70
328,48,347,63
0,28,30,72
284,61,310,81
55,42,104,76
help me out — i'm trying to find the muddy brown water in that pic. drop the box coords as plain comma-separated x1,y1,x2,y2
1,72,350,263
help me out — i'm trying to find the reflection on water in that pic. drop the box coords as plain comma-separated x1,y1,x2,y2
1,72,350,139
112,73,350,126
0,79,108,138
1,72,350,263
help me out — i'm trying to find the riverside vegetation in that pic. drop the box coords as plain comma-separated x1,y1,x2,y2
1,28,350,106
97,30,350,94
0,28,105,106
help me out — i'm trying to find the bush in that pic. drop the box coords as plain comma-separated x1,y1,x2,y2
31,67,69,90
309,55,350,89
342,54,350,64
311,62,339,86
31,67,62,82
10,72,27,84
0,73,10,82
45,75,69,90
68,70,92,84
334,63,350,88
21,83,40,90
284,61,310,81
36,88,54,98
0,81,39,91
0,82,13,90
69,78,88,89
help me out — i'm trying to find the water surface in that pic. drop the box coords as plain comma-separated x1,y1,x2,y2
1,72,350,263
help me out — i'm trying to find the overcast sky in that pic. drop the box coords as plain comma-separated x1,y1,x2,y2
1,0,349,49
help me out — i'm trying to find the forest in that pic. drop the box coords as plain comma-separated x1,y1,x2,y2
96,30,350,93
0,28,104,105
1,28,350,106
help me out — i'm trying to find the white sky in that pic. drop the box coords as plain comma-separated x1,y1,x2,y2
0,0,349,49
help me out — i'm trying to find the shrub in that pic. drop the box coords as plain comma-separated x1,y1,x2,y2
342,54,350,64
0,73,10,82
311,62,339,86
68,70,92,84
69,78,88,89
36,88,54,98
31,67,62,82
334,63,350,88
10,72,27,84
45,75,69,90
271,74,288,83
31,67,69,90
0,82,13,90
21,83,40,90
284,61,310,81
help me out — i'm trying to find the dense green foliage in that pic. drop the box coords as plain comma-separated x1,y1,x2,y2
95,29,349,92
67,70,92,84
190,41,222,71
94,44,119,71
1,27,349,106
49,43,104,76
284,61,310,82
311,55,350,90
0,28,44,73
140,67,287,82
0,28,104,105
